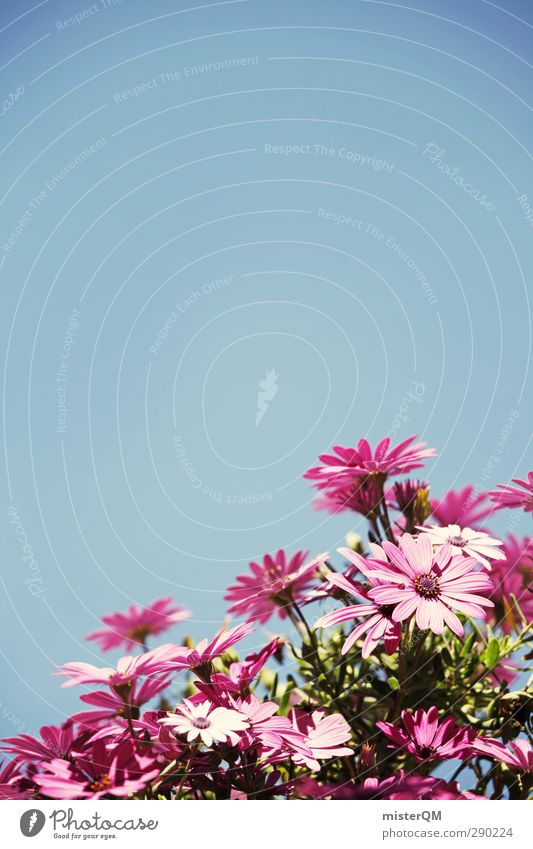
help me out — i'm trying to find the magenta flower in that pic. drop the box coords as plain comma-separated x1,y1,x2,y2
312,477,383,516
160,699,249,747
488,535,533,632
418,523,505,569
474,737,532,773
34,739,159,799
489,471,533,514
70,675,172,727
85,596,191,652
234,695,311,757
430,485,493,529
289,709,352,771
364,534,494,637
225,551,327,624
314,562,401,658
0,760,33,799
304,435,436,490
377,706,474,763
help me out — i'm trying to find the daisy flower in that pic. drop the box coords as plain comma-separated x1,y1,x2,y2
314,564,401,658
363,534,494,637
418,524,505,569
55,643,182,689
312,477,383,517
430,485,493,529
304,435,436,490
289,709,353,771
474,737,532,773
163,622,255,676
225,551,328,624
160,699,248,747
488,535,533,632
33,739,159,799
377,706,474,763
489,471,533,514
85,596,191,652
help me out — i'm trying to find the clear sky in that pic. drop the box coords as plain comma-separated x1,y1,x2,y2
0,0,531,742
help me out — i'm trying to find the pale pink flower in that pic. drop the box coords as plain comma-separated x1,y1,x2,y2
418,524,505,569
55,643,181,689
489,471,533,513
363,534,494,637
474,737,532,773
314,563,401,658
304,435,436,490
289,709,352,771
377,706,474,762
225,551,327,624
160,699,249,747
430,485,493,529
85,596,191,652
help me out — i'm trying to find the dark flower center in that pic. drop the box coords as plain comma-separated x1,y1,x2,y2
192,717,211,729
88,773,112,792
416,745,436,760
448,535,465,546
414,573,441,599
379,604,395,618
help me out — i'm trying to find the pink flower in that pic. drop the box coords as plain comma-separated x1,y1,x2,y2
312,477,383,516
489,471,533,514
163,622,255,674
0,721,81,764
160,699,249,747
364,534,494,637
34,739,159,799
377,706,474,762
85,596,191,652
418,524,505,570
304,435,436,490
0,760,33,799
70,675,172,727
55,643,181,689
225,551,327,624
234,695,311,757
474,737,532,773
488,535,533,632
430,485,493,529
289,709,352,771
314,562,401,658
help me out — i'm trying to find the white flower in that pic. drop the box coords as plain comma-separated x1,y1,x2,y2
417,524,505,570
160,699,249,747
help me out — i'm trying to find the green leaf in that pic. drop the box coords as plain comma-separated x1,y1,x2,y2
388,676,400,691
483,639,500,668
460,632,476,657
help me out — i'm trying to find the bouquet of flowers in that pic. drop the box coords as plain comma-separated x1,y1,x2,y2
2,436,531,800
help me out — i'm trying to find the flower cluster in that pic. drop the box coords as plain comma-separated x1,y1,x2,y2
1,436,531,800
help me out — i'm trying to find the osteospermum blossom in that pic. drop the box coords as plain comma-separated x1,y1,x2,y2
489,471,533,514
314,566,401,658
488,535,533,632
163,622,255,675
377,706,474,763
304,436,436,490
225,551,328,624
363,534,494,636
289,709,353,771
85,596,191,652
418,523,505,570
312,477,383,517
160,699,249,747
55,643,182,689
474,738,533,773
430,485,493,529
